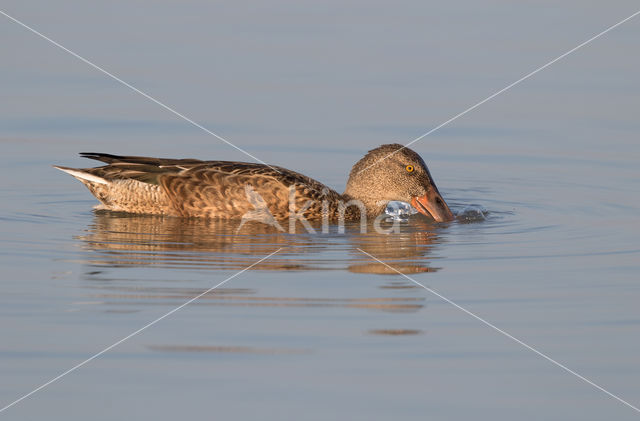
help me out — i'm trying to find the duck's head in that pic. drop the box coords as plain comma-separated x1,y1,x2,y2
344,144,454,222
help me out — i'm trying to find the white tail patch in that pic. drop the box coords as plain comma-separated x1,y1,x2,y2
54,166,109,185
160,165,190,170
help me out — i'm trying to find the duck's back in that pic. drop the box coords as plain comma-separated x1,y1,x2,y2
55,153,341,220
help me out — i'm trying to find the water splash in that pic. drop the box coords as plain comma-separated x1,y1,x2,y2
456,204,489,223
384,201,417,221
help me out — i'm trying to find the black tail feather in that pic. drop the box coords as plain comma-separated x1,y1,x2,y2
80,152,204,166
80,152,128,164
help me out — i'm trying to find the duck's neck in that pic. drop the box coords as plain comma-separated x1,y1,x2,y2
339,191,387,218
341,159,390,218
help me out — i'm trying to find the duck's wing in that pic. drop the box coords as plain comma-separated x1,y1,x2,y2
79,152,331,190
77,153,281,185
77,152,208,184
159,162,340,219
74,153,339,219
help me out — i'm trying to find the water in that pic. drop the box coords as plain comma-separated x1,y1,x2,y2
1,1,640,420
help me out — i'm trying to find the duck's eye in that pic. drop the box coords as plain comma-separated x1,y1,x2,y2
405,165,415,173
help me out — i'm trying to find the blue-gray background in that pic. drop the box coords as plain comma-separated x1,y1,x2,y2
1,1,639,420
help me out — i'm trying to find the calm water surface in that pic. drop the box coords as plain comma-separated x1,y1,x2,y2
1,1,640,420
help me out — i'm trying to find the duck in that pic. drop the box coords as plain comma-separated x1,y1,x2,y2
54,143,454,222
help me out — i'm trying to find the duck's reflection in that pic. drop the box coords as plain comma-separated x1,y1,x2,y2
349,224,441,275
78,211,443,274
74,212,445,316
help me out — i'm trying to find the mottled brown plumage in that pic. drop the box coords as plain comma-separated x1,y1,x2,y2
54,144,454,222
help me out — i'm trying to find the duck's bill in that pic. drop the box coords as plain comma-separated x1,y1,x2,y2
411,190,454,222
